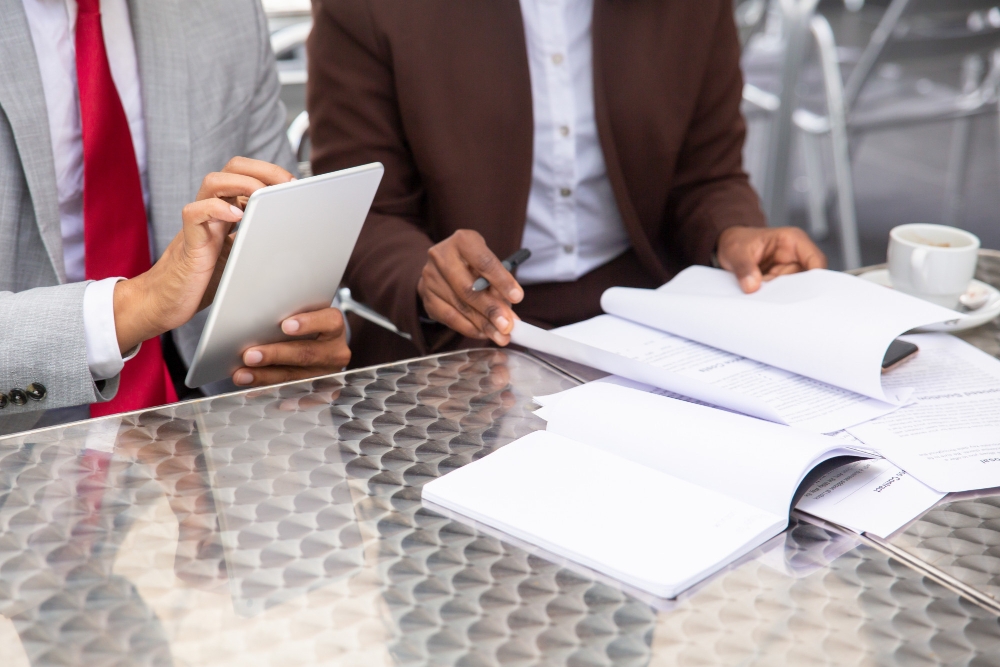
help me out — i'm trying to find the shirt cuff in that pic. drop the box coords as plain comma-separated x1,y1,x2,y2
83,278,140,381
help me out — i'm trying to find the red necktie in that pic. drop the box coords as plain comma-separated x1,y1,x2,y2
76,0,178,416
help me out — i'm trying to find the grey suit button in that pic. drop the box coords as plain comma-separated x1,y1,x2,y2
26,384,46,401
9,389,27,406
0,394,7,409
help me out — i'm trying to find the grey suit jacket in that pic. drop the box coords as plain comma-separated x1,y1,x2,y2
0,0,296,420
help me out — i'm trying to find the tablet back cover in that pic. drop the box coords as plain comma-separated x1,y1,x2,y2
186,163,383,388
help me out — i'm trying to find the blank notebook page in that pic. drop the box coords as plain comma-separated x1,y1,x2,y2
422,431,785,599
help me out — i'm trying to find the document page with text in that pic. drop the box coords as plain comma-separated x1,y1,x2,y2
601,267,956,402
550,315,903,434
848,334,1000,493
795,458,945,538
512,320,786,424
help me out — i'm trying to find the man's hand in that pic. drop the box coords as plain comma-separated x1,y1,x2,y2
232,307,351,387
112,157,295,353
112,157,352,389
716,226,827,293
417,230,524,346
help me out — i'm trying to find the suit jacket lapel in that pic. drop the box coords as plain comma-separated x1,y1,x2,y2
592,0,670,284
129,0,190,258
0,0,66,283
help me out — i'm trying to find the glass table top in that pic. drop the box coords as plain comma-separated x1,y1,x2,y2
2,348,1000,665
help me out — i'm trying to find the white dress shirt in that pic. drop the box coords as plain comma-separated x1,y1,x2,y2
23,0,149,380
516,0,631,285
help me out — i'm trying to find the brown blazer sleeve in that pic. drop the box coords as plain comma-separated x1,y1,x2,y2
308,0,434,351
661,1,766,266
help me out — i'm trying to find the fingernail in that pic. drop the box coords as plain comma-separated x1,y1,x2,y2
230,205,244,218
283,319,301,334
244,349,263,365
495,316,510,332
290,177,298,181
234,370,253,386
508,288,523,302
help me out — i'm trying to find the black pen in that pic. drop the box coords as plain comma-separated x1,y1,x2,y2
472,248,531,292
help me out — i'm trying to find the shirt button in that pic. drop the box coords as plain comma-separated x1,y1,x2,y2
559,187,572,197
551,53,564,65
9,389,27,406
559,125,570,137
563,245,575,254
0,393,7,409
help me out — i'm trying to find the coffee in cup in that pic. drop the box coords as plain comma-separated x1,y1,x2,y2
887,224,980,309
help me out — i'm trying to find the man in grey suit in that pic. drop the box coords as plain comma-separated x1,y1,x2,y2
0,0,350,431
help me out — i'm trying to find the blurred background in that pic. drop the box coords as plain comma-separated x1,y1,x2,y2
263,0,1000,271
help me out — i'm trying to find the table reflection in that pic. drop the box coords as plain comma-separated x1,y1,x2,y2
0,350,998,666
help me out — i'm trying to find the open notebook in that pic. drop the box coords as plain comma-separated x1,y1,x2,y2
422,383,863,599
512,267,957,433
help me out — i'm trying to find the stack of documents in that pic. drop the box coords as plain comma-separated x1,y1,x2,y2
422,267,1000,599
513,267,955,432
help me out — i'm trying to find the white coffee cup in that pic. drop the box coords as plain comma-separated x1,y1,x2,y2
887,223,980,309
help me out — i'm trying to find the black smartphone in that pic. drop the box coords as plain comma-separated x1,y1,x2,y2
882,339,919,373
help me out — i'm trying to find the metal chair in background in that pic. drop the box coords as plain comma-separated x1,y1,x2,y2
270,20,311,88
742,0,825,236
262,0,311,29
287,110,312,177
795,0,1000,262
736,0,771,48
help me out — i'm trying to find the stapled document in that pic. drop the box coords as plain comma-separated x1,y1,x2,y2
795,458,945,538
512,268,954,433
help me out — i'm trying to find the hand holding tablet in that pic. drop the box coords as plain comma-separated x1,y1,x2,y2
185,162,384,388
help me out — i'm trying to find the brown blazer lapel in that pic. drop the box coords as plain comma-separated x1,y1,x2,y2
592,0,671,284
456,0,535,260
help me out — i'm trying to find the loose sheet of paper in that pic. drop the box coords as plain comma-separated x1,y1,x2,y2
547,315,904,433
795,458,945,538
422,431,785,599
601,267,956,402
848,333,1000,493
537,382,862,517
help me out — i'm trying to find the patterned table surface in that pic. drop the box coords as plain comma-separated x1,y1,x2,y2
2,252,1000,666
846,251,1000,617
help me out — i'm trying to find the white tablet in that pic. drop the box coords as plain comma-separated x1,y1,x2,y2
185,162,384,388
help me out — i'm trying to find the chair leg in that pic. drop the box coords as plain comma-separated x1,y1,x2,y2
761,0,822,228
944,117,972,227
944,56,984,227
810,14,862,269
799,131,830,240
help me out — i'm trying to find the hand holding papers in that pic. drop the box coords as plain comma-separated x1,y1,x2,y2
512,268,957,432
607,267,955,401
431,267,1000,600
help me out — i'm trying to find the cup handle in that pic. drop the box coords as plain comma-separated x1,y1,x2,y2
910,247,928,292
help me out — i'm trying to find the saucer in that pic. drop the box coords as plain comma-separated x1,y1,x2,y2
858,269,1000,333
